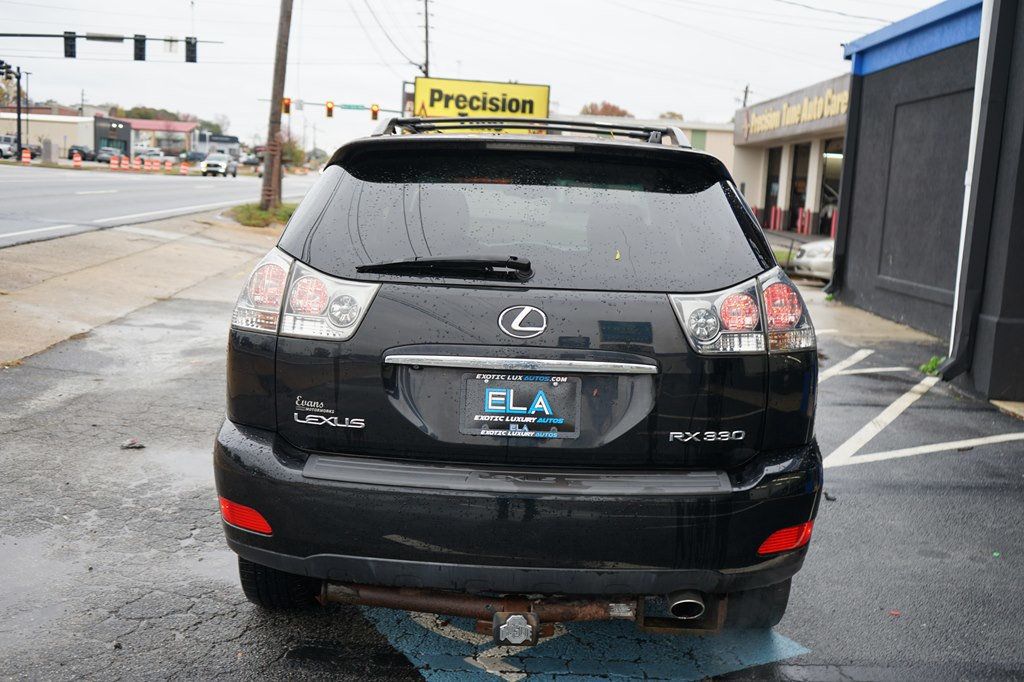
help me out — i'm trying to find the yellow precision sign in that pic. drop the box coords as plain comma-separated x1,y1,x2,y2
413,77,550,119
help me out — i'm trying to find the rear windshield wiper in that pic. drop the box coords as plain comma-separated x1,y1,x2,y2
356,255,533,281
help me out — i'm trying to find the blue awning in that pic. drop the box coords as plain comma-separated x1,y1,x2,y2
844,0,982,76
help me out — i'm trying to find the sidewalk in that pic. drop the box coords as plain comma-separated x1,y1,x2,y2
0,212,280,366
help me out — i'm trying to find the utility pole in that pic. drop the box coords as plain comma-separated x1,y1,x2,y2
742,84,750,108
422,0,430,77
260,0,294,210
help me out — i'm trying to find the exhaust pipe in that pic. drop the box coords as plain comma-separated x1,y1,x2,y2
666,590,706,620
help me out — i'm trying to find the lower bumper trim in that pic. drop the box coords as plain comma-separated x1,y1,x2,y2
228,537,807,596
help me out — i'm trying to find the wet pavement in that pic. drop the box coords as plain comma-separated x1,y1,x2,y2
1,289,1023,679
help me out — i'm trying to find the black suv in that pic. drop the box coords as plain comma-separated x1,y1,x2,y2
215,117,821,641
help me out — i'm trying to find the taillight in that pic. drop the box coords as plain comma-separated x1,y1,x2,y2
757,521,814,555
231,249,293,332
279,262,380,340
670,281,766,354
219,497,273,535
719,292,760,331
669,267,814,355
288,276,329,316
759,270,815,352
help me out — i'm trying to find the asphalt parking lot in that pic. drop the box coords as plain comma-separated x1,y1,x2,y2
1,282,1023,680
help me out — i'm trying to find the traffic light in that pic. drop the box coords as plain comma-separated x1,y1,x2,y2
134,34,146,61
370,103,380,121
185,36,197,63
325,100,334,118
282,97,291,115
63,31,76,58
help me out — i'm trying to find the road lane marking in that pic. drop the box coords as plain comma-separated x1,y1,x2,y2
91,193,308,225
75,189,118,195
826,432,1024,468
0,223,78,240
824,375,940,466
819,348,873,383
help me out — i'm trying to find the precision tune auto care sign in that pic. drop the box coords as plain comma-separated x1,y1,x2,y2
413,77,551,119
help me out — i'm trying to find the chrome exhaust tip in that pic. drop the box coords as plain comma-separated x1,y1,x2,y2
666,590,706,620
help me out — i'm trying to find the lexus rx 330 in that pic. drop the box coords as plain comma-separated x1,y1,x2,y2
214,118,821,639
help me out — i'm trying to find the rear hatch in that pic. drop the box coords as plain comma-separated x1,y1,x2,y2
268,139,810,470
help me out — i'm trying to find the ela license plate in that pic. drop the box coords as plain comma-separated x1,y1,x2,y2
460,372,581,439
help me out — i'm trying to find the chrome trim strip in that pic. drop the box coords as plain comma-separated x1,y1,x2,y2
383,354,658,375
304,454,729,496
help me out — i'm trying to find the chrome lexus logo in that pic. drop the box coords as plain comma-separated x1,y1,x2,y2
498,305,547,339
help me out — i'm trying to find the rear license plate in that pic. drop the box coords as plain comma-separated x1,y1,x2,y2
460,373,581,439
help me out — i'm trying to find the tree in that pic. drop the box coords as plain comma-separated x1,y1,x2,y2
279,130,305,166
579,101,633,118
0,80,17,107
659,111,684,121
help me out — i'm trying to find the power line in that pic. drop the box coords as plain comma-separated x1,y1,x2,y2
347,0,404,79
360,0,421,71
768,0,888,23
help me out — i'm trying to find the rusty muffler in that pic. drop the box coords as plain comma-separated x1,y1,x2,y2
320,582,637,623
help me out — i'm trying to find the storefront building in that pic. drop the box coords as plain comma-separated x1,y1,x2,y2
732,75,850,238
831,0,1024,400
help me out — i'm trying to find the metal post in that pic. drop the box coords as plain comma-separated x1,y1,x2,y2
14,67,22,154
23,71,30,150
260,0,294,210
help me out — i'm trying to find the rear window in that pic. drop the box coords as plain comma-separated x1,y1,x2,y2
278,146,769,292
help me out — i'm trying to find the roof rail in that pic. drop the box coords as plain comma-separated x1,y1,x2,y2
372,117,690,148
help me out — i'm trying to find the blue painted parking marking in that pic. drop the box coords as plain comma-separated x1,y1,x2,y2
362,607,809,680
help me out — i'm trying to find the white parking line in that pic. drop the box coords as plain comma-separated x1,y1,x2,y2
824,375,940,467
834,366,911,376
75,189,118,195
826,432,1024,468
819,348,873,383
0,223,78,240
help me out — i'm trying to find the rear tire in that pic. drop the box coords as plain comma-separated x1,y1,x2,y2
724,579,791,629
238,556,320,610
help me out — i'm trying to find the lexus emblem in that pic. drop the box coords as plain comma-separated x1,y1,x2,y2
498,305,547,339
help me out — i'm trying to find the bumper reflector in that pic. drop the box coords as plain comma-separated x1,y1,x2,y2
219,497,272,535
757,521,814,555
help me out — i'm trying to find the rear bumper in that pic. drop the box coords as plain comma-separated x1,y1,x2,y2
214,420,822,595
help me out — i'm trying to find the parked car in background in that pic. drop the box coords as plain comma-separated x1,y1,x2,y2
790,239,835,282
68,145,95,161
180,150,207,163
200,153,238,177
0,135,15,158
96,147,123,163
241,154,261,166
27,144,42,159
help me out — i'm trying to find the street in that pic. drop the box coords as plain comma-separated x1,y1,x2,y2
0,211,1021,680
0,164,317,248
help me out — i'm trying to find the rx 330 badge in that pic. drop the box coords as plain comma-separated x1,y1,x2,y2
669,430,745,443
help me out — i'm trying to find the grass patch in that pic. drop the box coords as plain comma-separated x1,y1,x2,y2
919,355,945,375
772,247,795,267
230,202,297,227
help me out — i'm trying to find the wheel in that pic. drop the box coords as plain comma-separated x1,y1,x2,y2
237,556,320,609
232,170,237,177
724,579,791,629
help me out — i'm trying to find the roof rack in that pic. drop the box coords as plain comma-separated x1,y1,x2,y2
373,117,691,148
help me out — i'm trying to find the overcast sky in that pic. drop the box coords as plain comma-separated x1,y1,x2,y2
3,0,936,151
